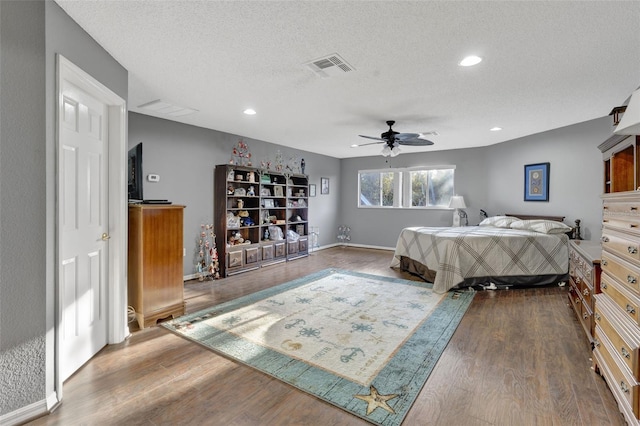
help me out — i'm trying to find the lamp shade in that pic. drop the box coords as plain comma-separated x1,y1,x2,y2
448,195,467,209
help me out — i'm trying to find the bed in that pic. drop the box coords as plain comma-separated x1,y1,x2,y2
391,214,572,293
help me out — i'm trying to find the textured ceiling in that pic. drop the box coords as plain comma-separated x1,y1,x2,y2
54,0,640,159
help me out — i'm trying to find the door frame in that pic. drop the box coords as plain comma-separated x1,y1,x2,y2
53,55,128,404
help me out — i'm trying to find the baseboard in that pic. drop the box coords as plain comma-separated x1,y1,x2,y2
336,242,395,251
0,397,49,426
181,243,395,282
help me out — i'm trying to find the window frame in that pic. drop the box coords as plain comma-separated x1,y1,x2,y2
357,165,456,209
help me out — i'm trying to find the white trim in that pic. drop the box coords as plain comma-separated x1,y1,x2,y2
55,55,128,404
340,242,395,251
358,165,456,174
0,398,48,426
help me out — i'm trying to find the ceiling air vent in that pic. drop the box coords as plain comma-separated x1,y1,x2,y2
138,99,198,117
305,53,355,78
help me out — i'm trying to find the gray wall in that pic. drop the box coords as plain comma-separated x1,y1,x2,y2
0,0,128,418
340,116,613,249
128,112,341,277
485,116,611,242
340,147,489,248
0,0,47,414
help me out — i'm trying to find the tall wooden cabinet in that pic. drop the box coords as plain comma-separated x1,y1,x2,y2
214,164,309,277
128,204,185,329
593,134,640,425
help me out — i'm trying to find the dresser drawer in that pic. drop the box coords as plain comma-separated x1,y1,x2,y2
602,229,640,264
575,271,593,307
602,251,640,295
603,201,640,216
601,272,640,326
595,294,640,379
594,325,640,418
603,217,640,232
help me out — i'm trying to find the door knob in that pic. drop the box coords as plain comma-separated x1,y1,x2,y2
101,233,111,241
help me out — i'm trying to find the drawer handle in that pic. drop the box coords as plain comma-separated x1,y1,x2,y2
627,304,636,315
628,275,638,284
632,206,638,211
622,347,631,359
583,312,588,320
602,283,608,290
632,224,639,228
602,259,608,266
595,312,601,321
594,338,600,347
621,381,630,394
575,297,580,304
576,277,581,284
601,236,609,243
582,288,590,296
629,246,638,254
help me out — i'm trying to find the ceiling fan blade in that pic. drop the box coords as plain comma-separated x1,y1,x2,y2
358,135,386,141
394,132,422,141
352,140,385,147
397,137,435,146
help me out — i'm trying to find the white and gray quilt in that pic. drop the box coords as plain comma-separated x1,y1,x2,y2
391,226,569,293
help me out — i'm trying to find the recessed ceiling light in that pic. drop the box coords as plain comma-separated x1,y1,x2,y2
243,108,256,115
459,55,482,67
490,127,503,131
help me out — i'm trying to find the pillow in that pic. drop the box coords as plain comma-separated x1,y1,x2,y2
479,215,520,228
509,219,572,234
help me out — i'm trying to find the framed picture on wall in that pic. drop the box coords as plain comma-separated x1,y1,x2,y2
524,162,550,201
309,184,316,197
321,177,329,195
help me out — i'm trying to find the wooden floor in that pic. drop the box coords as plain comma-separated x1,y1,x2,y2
28,247,625,425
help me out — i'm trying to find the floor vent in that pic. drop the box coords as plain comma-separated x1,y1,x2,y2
305,53,355,78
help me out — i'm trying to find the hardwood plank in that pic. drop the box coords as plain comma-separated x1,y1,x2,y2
26,247,626,426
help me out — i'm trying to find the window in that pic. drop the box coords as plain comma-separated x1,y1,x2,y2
358,166,455,208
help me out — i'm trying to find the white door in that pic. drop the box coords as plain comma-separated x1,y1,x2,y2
58,79,109,381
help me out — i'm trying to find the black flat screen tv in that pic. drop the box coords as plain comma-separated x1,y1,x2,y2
128,143,143,201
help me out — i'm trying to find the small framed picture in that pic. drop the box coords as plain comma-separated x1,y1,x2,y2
524,162,550,201
263,199,274,208
309,184,316,197
260,188,271,196
321,177,329,195
274,185,283,197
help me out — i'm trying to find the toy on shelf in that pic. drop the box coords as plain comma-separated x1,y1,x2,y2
229,140,252,166
196,223,219,280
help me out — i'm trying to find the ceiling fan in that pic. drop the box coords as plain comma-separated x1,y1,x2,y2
354,120,437,157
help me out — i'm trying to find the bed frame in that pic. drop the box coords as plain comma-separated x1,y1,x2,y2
396,213,573,291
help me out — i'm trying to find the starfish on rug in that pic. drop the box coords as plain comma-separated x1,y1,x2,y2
354,385,398,416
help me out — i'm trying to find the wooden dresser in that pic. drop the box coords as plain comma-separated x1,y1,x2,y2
568,240,601,345
128,204,185,329
593,133,640,424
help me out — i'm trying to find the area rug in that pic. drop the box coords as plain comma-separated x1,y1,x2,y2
162,268,475,425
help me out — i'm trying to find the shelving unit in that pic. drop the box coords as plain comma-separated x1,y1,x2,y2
214,164,309,277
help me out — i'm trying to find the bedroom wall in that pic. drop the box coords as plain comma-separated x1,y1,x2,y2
339,147,489,249
1,0,128,420
339,115,613,249
485,116,612,242
0,0,47,416
128,112,341,278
